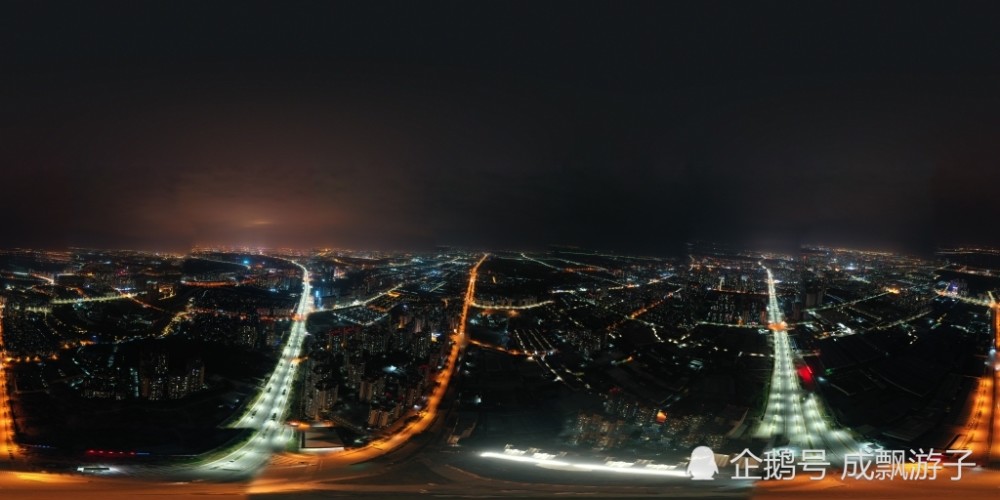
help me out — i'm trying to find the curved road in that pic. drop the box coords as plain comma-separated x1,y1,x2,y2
192,260,313,479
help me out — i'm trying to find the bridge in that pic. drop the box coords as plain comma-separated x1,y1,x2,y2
193,259,312,479
312,286,401,313
936,289,995,308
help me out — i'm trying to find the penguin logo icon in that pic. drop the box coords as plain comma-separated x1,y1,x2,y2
687,446,719,480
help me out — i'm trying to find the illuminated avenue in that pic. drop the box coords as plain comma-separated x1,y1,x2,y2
192,260,313,478
0,300,22,464
0,246,999,499
755,268,858,463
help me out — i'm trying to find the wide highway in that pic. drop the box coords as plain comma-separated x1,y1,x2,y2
190,260,313,479
0,300,22,466
755,267,858,464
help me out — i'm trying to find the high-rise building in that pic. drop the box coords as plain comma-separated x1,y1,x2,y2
140,351,205,401
358,377,385,403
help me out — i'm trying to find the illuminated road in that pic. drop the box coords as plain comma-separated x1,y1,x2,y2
50,293,137,305
0,300,22,465
191,260,313,479
992,306,1000,466
517,252,623,287
479,448,687,478
755,268,858,463
943,294,1000,467
277,254,488,469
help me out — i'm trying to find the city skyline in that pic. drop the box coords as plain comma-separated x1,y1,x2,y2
5,2,1000,497
0,244,998,499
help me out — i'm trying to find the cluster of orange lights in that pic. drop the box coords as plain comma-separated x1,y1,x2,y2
628,297,665,320
3,355,54,364
346,255,487,459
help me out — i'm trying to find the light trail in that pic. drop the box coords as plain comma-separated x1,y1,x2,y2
934,289,994,308
958,369,994,466
986,305,1000,465
518,252,561,270
807,292,891,312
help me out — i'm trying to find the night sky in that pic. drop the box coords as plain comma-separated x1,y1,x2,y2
5,1,1000,254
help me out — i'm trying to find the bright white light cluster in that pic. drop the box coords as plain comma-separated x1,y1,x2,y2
480,451,688,477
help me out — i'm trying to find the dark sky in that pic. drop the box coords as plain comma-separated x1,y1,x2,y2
5,1,1000,254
